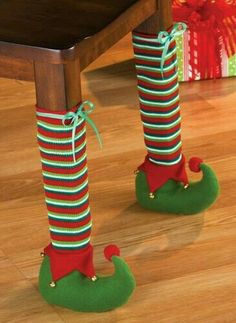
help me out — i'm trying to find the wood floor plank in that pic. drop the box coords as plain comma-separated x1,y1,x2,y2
0,250,64,323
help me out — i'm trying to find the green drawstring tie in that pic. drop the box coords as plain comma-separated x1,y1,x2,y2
157,23,187,77
63,100,102,163
37,100,102,163
133,22,187,78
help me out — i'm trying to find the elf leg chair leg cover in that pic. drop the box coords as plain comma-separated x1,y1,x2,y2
36,102,135,312
132,23,219,215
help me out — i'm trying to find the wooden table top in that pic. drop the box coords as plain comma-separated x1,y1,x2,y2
0,0,138,50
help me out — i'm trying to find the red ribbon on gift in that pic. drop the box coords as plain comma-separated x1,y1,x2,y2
172,0,236,79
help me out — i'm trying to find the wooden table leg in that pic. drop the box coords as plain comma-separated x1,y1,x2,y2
34,59,81,111
134,0,172,34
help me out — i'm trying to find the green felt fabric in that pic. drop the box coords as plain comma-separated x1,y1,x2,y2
39,255,136,312
136,163,219,215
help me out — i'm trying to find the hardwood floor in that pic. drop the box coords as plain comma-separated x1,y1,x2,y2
0,34,236,323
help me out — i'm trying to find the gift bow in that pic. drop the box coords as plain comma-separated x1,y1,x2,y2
37,100,102,163
172,0,236,58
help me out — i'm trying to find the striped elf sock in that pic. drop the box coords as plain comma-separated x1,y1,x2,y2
132,24,189,194
36,102,98,282
36,103,136,312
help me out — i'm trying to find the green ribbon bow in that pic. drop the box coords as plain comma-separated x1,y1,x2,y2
62,100,102,162
133,22,187,78
157,22,187,77
37,100,102,163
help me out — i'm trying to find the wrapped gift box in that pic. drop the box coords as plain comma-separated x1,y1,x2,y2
176,33,236,82
172,0,236,82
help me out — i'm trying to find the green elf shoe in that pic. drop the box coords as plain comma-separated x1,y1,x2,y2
135,157,219,215
39,245,136,312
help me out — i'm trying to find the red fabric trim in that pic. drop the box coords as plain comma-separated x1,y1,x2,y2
138,155,189,192
44,243,95,281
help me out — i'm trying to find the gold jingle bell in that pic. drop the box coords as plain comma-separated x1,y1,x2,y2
49,281,56,288
149,192,155,199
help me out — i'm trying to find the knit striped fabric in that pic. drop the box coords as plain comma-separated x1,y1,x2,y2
36,106,92,251
132,31,182,166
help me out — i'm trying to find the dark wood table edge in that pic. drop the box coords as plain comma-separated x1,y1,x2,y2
0,0,157,66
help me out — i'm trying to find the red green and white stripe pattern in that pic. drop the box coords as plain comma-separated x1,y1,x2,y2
132,30,183,166
36,106,92,251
